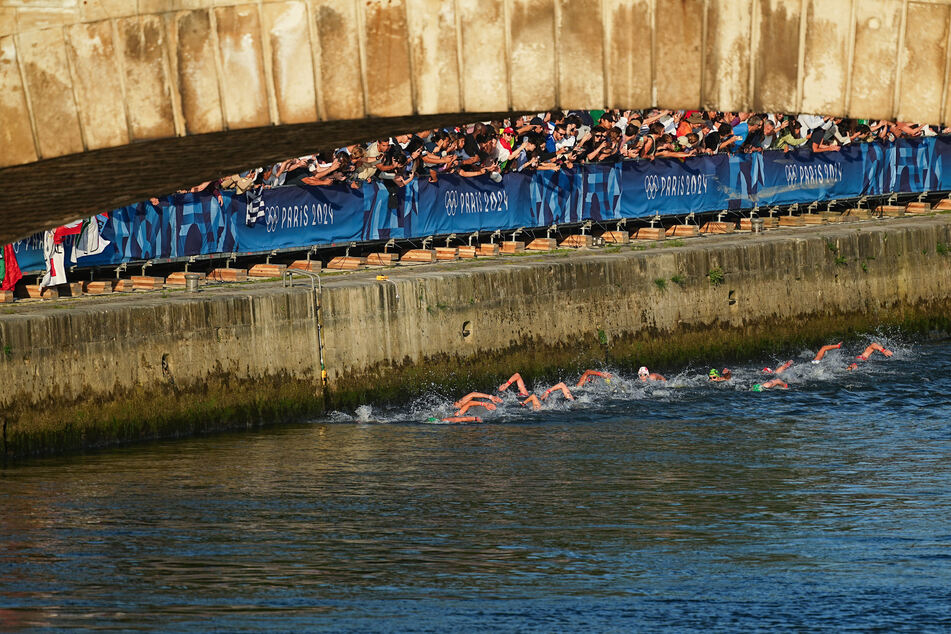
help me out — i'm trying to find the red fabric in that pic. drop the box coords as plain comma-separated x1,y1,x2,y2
52,222,82,245
2,244,22,291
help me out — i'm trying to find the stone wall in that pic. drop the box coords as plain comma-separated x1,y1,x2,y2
5,0,951,170
3,217,951,457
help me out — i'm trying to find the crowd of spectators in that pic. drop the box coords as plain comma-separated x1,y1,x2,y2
166,109,949,202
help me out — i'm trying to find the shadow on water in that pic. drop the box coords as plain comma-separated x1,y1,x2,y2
1,335,950,630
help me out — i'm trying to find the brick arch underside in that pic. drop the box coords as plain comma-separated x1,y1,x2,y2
0,111,513,245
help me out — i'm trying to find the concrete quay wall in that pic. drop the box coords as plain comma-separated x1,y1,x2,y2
3,217,951,457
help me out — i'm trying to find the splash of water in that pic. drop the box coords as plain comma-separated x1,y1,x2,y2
328,334,913,425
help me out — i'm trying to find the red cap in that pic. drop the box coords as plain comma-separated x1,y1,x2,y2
503,126,515,135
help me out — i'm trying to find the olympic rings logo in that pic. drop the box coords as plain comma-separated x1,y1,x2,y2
644,175,660,200
784,165,798,185
265,205,279,232
444,191,457,216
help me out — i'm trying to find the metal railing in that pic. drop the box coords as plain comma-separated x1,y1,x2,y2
283,268,327,388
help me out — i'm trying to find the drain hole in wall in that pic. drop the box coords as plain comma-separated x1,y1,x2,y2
728,289,737,306
462,321,473,340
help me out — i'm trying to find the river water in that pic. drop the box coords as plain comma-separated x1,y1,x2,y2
2,335,950,631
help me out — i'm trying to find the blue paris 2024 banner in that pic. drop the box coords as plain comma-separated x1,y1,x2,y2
11,136,951,273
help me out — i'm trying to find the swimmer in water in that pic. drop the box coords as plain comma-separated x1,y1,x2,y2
750,378,788,392
519,384,574,411
638,366,666,382
444,392,500,420
847,342,894,370
439,416,483,423
521,394,542,410
495,370,576,411
576,370,612,387
454,392,503,409
812,342,843,363
763,360,793,374
454,399,497,416
542,382,574,401
856,342,893,361
709,368,732,382
517,380,575,411
498,372,530,396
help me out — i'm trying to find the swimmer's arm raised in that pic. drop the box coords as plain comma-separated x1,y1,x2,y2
521,395,542,410
455,400,497,416
576,370,611,387
498,373,530,396
541,382,574,401
454,392,503,408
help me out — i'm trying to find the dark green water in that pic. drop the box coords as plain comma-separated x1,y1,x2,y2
1,336,949,631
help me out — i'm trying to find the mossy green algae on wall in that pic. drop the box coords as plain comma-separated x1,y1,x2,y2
3,217,951,458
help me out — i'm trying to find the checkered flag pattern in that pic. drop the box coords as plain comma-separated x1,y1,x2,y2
246,188,265,227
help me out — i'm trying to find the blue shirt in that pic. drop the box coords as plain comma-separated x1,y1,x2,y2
516,150,532,171
546,135,557,153
732,122,749,151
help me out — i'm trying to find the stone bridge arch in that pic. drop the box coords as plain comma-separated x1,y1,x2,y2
2,0,950,243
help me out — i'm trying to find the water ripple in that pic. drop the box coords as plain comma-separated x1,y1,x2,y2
1,338,950,630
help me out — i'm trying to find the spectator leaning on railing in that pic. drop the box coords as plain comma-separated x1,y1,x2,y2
175,108,951,202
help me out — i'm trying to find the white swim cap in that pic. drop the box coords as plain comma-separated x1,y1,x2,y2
638,366,649,376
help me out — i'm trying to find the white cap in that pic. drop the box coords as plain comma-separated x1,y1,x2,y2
638,366,649,376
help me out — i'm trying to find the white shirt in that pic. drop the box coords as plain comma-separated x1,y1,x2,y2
492,140,512,163
555,135,576,152
797,114,832,138
660,115,677,135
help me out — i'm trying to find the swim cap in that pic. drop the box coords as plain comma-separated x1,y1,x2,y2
427,417,438,422
708,368,720,378
751,383,763,392
638,366,649,376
